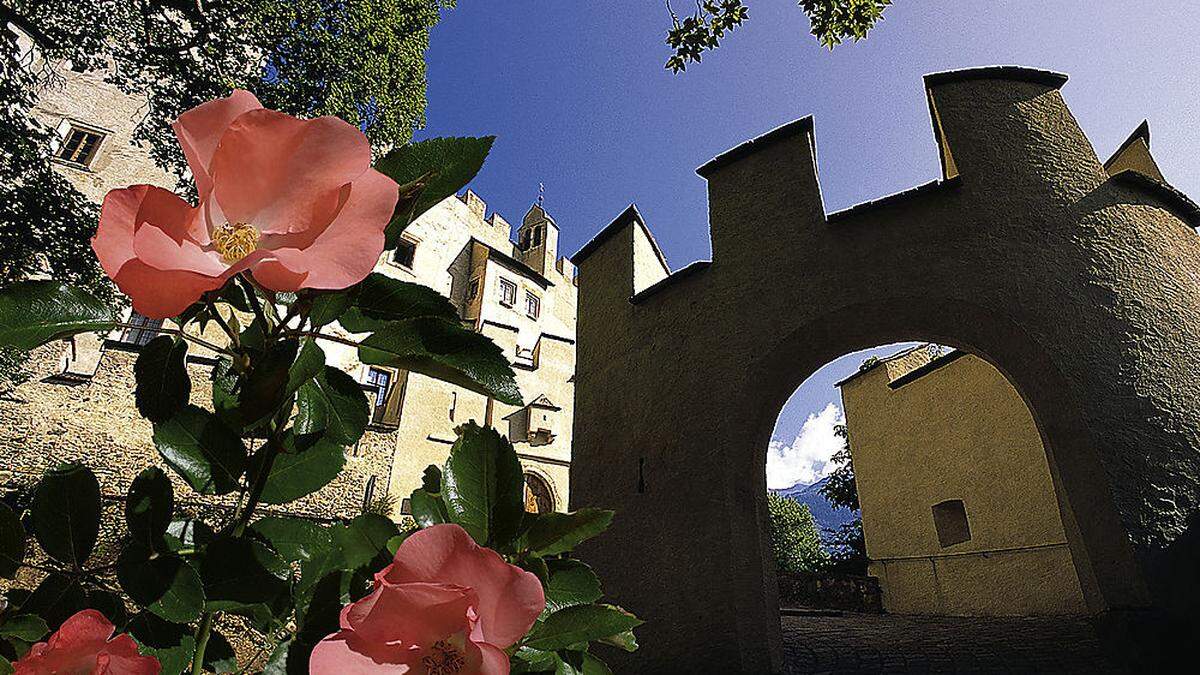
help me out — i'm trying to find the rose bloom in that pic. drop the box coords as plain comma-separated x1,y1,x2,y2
92,90,399,319
310,524,545,675
13,609,159,674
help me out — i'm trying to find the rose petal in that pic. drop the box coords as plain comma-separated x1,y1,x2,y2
112,260,227,320
94,186,203,280
384,525,546,648
477,642,511,675
208,109,371,236
172,90,262,199
309,631,415,674
263,169,396,290
344,581,475,648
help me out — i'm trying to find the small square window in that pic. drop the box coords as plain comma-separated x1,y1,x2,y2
467,277,482,301
56,126,104,167
392,238,417,269
499,278,517,307
932,499,971,548
525,291,540,319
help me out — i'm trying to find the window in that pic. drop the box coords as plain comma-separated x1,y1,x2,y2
56,126,104,167
392,238,417,269
121,312,163,347
365,367,393,425
467,277,482,301
499,278,517,307
932,499,971,548
525,291,540,319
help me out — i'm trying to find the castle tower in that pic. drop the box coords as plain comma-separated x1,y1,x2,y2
516,203,560,276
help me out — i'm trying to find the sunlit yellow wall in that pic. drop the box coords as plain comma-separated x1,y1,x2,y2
840,350,1087,615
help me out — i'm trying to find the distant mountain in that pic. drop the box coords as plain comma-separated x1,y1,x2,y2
771,476,858,538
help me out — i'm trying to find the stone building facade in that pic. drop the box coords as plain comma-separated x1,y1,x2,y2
3,57,576,523
837,346,1087,616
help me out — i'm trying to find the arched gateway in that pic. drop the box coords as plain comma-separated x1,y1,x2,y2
569,68,1200,672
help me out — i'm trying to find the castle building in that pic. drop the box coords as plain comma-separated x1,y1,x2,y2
2,55,576,521
836,346,1087,616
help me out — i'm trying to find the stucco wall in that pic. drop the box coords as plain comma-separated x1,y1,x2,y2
840,351,1087,616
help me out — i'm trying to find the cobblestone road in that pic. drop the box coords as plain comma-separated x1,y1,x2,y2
781,613,1128,674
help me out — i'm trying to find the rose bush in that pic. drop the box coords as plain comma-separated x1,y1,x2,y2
12,610,159,675
0,93,640,675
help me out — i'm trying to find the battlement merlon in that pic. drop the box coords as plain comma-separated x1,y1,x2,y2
570,204,669,305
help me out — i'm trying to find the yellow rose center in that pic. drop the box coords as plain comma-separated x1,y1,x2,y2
421,640,466,675
211,222,260,264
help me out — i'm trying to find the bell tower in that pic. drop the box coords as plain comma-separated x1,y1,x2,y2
517,202,559,277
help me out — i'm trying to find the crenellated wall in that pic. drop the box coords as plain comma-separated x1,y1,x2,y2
571,67,1200,672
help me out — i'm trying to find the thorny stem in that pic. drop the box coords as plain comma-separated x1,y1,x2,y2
285,330,361,350
237,274,271,330
205,299,240,349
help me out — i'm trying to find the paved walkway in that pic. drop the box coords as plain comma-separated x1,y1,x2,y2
781,613,1128,674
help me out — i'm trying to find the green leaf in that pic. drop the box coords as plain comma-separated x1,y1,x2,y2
332,514,399,571
0,503,25,579
374,136,494,246
525,604,644,652
258,434,345,505
340,273,458,332
295,366,370,446
126,467,174,545
162,518,214,554
238,339,299,428
134,336,191,424
0,615,47,641
0,281,116,349
32,463,100,567
409,489,449,528
198,537,291,612
441,423,525,547
360,318,522,406
85,589,128,628
152,405,247,495
544,559,603,615
598,629,639,653
203,632,237,673
288,338,325,395
116,545,204,623
127,613,195,675
525,509,615,557
421,465,442,493
249,517,332,563
21,573,87,628
307,291,355,328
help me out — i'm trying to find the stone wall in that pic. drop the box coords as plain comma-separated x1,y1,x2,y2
0,340,395,522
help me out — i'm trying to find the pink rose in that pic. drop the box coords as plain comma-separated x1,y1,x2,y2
13,609,160,674
92,90,399,319
310,524,545,674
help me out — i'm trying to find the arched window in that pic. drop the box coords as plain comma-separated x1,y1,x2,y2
524,473,555,514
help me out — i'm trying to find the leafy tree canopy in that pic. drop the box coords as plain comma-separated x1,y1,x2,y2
665,0,893,72
766,492,828,574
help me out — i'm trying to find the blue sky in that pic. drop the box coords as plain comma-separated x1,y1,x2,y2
418,0,1200,487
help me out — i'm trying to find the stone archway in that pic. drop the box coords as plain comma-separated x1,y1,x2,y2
569,67,1200,672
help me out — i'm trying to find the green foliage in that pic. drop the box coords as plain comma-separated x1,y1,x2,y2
0,504,25,579
525,604,644,652
294,366,371,446
0,281,115,350
152,406,247,495
373,136,494,247
116,546,204,623
31,464,101,569
524,509,616,557
766,492,829,574
359,317,523,405
125,468,175,545
441,423,526,547
134,337,191,424
256,435,346,505
818,424,859,511
664,0,892,72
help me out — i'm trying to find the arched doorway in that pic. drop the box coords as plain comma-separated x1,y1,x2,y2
524,471,556,514
570,68,1200,672
766,343,1088,618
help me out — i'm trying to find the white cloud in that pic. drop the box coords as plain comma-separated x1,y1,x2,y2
766,402,845,490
